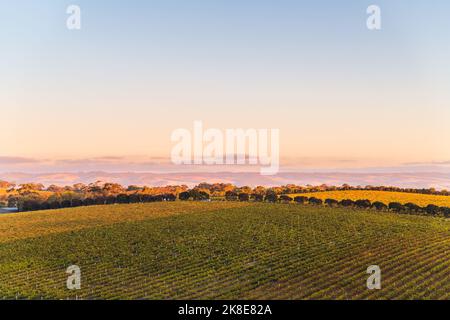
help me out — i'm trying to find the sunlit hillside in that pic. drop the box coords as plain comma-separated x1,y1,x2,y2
0,202,448,300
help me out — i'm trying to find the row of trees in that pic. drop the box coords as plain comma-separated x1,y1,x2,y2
4,179,449,218
2,180,449,197
17,193,178,212
185,183,450,197
245,194,449,218
13,187,450,218
17,189,449,218
4,181,189,210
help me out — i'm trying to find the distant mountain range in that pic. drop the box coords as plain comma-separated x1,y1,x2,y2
1,172,449,190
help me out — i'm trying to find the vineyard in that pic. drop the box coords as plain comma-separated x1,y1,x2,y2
0,202,448,299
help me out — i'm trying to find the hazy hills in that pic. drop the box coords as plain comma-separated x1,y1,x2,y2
1,172,449,190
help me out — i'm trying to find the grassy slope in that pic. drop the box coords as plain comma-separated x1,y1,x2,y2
0,202,248,243
288,190,450,207
0,202,448,300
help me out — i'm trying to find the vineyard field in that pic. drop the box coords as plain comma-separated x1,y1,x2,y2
0,202,448,299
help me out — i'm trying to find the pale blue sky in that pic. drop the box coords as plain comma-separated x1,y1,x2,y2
1,0,449,172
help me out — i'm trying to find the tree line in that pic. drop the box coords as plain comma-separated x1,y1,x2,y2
8,186,450,218
1,180,449,196
17,193,177,212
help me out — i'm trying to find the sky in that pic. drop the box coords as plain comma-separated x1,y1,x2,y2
1,0,449,173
